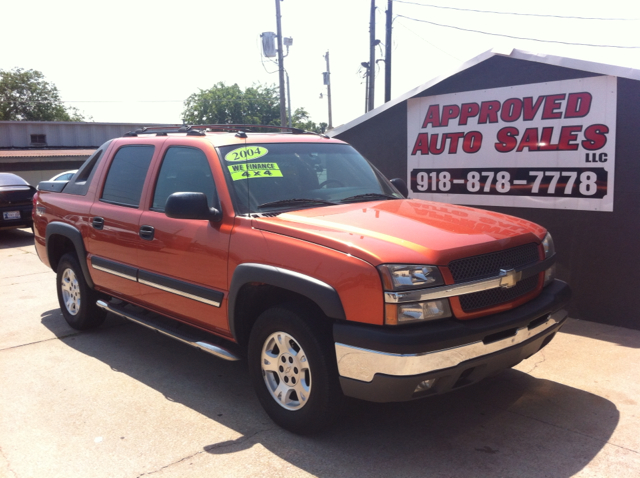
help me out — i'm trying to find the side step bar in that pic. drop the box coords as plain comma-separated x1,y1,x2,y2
96,300,241,362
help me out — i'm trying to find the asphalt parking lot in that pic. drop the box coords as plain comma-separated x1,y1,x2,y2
1,227,640,478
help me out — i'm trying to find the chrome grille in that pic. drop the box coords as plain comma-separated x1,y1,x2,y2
448,243,541,313
459,275,539,312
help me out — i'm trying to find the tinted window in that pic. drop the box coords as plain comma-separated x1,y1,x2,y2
152,147,217,211
101,145,154,207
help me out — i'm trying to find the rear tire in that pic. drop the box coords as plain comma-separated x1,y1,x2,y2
56,252,106,330
248,304,344,434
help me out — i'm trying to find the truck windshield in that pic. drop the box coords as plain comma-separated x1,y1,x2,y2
217,142,402,214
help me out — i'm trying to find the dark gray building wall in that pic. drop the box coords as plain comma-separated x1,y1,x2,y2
336,57,640,329
0,121,176,148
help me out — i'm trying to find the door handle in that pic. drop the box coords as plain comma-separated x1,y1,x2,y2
139,225,155,241
92,217,104,230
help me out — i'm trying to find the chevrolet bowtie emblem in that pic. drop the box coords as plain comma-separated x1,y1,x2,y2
499,269,522,289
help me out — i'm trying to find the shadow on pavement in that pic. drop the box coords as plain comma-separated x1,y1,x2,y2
41,311,619,478
0,228,34,249
560,318,640,349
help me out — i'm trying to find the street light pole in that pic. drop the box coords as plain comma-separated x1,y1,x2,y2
275,0,287,127
367,0,376,112
324,51,333,129
385,0,392,103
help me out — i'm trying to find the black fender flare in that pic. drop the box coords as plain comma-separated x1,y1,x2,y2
46,222,95,289
227,263,346,341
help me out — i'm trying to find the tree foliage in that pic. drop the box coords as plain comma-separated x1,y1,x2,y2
182,82,326,133
0,68,85,121
182,82,280,126
291,107,327,134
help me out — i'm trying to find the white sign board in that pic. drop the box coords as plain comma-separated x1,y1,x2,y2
407,76,617,211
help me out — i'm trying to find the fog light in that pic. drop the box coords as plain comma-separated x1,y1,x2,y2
544,263,556,286
414,379,436,393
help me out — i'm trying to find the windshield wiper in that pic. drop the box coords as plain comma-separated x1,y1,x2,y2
339,193,399,203
258,198,337,209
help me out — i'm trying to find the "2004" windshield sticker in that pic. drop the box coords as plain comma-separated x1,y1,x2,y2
225,146,269,162
228,162,283,181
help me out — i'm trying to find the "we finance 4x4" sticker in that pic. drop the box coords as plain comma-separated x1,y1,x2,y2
227,162,283,181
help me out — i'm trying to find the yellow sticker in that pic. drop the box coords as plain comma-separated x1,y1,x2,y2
225,146,269,162
228,162,283,181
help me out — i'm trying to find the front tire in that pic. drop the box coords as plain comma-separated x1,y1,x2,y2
56,253,106,330
248,304,344,434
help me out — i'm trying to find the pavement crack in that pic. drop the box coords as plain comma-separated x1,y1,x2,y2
134,428,276,477
0,445,19,478
522,351,546,374
0,333,83,352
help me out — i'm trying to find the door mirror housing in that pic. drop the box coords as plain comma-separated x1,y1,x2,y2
390,178,409,198
165,192,222,222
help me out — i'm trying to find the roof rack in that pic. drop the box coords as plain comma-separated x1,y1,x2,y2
122,124,323,138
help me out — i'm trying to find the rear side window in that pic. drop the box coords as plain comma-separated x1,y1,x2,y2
152,147,217,211
101,145,154,207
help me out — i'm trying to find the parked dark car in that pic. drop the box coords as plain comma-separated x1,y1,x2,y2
0,173,36,230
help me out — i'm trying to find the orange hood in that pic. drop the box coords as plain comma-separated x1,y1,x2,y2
252,199,546,266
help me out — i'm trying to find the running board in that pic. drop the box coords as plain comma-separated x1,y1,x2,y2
96,300,241,361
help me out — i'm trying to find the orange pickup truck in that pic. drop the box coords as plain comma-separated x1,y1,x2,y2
33,125,570,434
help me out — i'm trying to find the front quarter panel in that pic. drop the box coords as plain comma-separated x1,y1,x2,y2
228,216,384,326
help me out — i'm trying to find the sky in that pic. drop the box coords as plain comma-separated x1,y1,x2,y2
1,0,639,129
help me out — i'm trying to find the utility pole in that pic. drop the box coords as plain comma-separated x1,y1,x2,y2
361,62,370,113
275,0,287,127
384,0,392,103
286,70,292,128
323,51,333,129
367,0,376,112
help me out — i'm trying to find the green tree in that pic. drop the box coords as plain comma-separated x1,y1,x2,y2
291,107,327,134
0,68,85,121
182,83,325,132
182,82,280,126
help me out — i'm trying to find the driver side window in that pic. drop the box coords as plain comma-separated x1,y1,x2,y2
152,147,217,211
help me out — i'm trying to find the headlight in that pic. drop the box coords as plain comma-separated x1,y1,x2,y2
542,232,555,259
379,264,451,324
542,232,556,286
378,264,444,291
398,299,452,323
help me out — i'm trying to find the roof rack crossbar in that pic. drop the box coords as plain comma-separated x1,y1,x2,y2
122,124,326,138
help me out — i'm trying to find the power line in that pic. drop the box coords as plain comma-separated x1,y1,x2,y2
395,14,640,49
395,18,461,61
392,0,636,21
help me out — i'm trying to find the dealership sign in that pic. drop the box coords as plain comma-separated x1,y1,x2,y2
407,76,617,211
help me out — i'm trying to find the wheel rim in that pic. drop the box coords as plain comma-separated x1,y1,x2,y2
261,331,312,411
61,268,81,316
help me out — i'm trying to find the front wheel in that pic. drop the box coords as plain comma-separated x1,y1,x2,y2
248,304,344,434
56,253,106,330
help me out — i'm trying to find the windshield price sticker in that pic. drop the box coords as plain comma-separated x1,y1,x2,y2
228,162,283,181
225,146,269,162
410,167,607,199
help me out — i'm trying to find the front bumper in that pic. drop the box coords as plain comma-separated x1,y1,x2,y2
334,279,570,402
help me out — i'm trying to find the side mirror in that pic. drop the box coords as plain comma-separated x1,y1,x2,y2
390,178,409,198
165,192,222,222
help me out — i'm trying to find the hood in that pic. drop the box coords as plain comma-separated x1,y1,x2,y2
252,199,546,266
